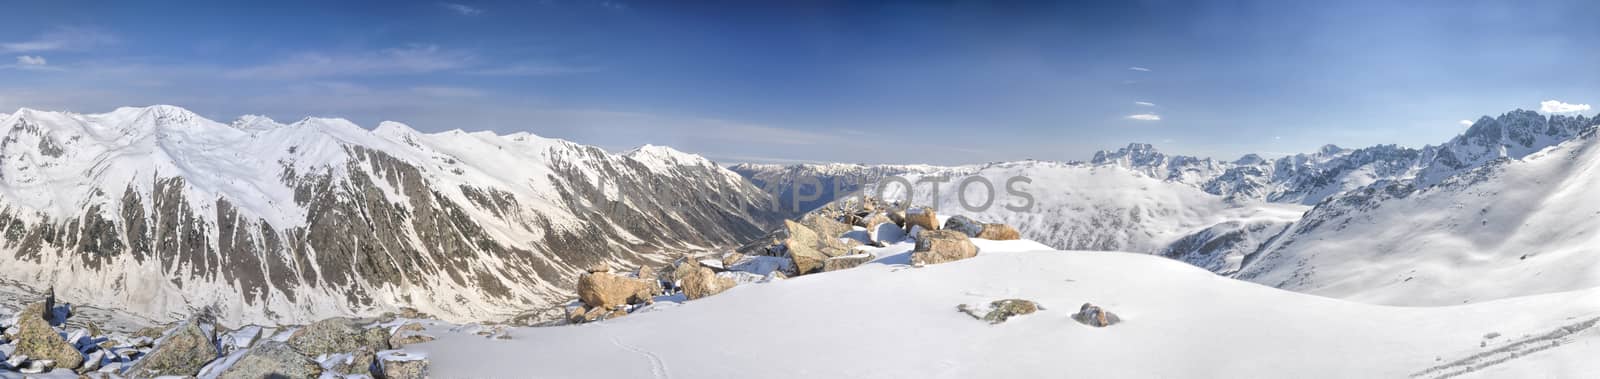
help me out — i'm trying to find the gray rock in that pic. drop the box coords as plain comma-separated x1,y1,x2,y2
125,316,219,377
217,341,321,379
379,352,430,379
822,253,874,272
13,301,83,369
958,299,1040,324
1072,303,1121,327
943,215,984,237
286,318,390,356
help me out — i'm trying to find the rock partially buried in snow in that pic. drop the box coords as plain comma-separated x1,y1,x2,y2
678,260,737,300
12,301,83,370
977,223,1022,240
126,315,220,377
823,253,875,272
958,299,1041,324
1072,303,1121,327
389,323,436,347
217,341,322,379
903,207,939,233
943,215,984,237
379,351,430,379
783,219,853,275
911,230,979,266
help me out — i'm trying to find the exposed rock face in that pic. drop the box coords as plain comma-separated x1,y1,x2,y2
0,106,785,325
911,230,979,266
218,341,322,379
976,224,1021,240
1072,303,1121,327
12,301,82,369
958,299,1040,324
943,215,984,237
286,318,389,357
903,207,939,233
576,272,657,310
126,317,219,377
800,213,853,240
823,254,874,272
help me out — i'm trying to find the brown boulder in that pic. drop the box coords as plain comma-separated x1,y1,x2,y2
903,207,939,233
782,219,853,275
1072,303,1121,327
823,253,875,272
911,230,979,266
977,223,1021,240
801,213,853,240
576,272,657,310
677,261,735,300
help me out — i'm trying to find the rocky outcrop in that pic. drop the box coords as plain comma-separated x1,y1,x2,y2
379,352,431,379
217,341,322,379
1072,303,1121,327
286,318,390,357
958,299,1040,324
12,301,83,370
801,213,853,241
911,230,979,266
126,316,220,377
782,220,853,275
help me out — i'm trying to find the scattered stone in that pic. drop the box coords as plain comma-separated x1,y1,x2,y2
331,346,377,376
958,299,1040,324
911,230,980,266
677,260,735,300
943,215,984,237
125,316,219,377
78,350,105,374
577,271,657,310
977,223,1022,240
823,253,875,272
286,318,390,357
1072,303,1121,327
133,325,167,340
217,341,322,379
379,352,430,379
582,306,609,322
19,359,54,374
389,323,436,347
903,207,939,233
13,301,84,369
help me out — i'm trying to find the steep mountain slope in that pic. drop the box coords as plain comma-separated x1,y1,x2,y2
0,105,781,325
1238,126,1600,306
413,241,1600,378
727,162,968,215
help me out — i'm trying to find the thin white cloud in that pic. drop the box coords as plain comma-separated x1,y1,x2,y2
439,2,484,15
410,86,485,98
1134,101,1155,107
1126,114,1161,121
1,27,116,53
1128,66,1151,72
470,63,597,76
1539,100,1591,113
230,45,472,79
16,56,46,65
1459,119,1474,127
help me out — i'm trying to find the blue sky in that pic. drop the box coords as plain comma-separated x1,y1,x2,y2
2,0,1597,164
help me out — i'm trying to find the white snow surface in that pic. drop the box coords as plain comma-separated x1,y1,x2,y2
403,239,1600,378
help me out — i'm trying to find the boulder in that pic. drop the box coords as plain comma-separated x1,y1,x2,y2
12,301,83,369
801,213,853,240
823,253,875,272
389,323,435,347
576,272,657,310
958,299,1040,324
903,207,938,233
330,346,377,376
1072,303,1121,327
585,263,611,273
887,208,907,228
217,341,321,379
125,316,219,377
581,306,609,322
721,252,746,269
678,261,734,300
943,215,984,237
379,352,430,379
911,230,980,266
782,220,852,275
977,223,1022,240
285,318,390,357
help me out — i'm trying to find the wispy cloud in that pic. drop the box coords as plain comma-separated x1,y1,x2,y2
1459,119,1474,127
2,55,63,71
1126,114,1161,121
1134,101,1155,107
16,56,46,66
439,2,484,15
469,63,597,76
1128,66,1151,72
230,45,472,79
1539,100,1591,113
410,86,485,98
1,27,116,53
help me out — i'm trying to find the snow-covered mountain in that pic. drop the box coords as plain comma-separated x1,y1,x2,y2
733,109,1600,301
0,105,782,325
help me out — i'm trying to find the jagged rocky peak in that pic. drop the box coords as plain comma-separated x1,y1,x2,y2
1091,142,1165,166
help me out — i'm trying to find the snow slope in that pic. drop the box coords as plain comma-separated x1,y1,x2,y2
1238,126,1600,306
409,239,1600,378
